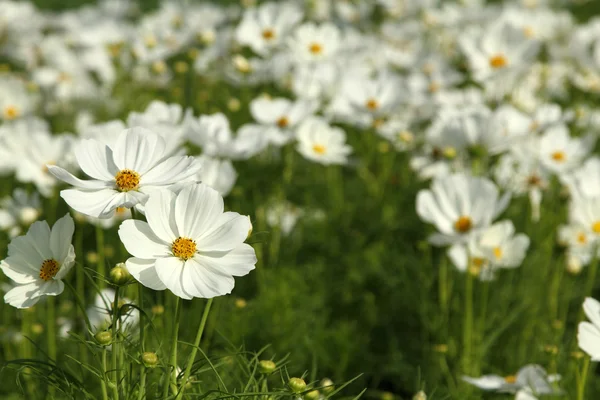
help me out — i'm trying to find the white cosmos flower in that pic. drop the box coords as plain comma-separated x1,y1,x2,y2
463,364,560,398
118,183,256,299
48,127,202,219
0,214,75,309
296,118,352,165
578,297,600,361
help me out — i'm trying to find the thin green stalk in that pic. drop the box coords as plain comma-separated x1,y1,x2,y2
47,296,56,361
475,280,489,375
176,298,213,400
96,225,106,289
65,280,92,330
166,296,182,397
577,357,591,400
462,272,474,374
137,283,146,400
101,348,109,400
111,287,120,400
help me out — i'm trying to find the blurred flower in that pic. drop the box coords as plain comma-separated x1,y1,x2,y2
295,118,352,165
87,288,139,332
1,214,75,308
118,183,256,299
0,188,41,238
578,297,600,360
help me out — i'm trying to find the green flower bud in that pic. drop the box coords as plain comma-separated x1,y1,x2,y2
258,360,276,374
320,378,334,394
141,352,159,368
412,391,426,400
110,263,131,285
95,331,112,346
305,390,320,400
289,378,307,393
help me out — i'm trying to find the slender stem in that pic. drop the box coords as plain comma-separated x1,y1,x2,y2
137,283,146,400
47,296,57,361
167,296,182,396
65,280,92,330
577,357,591,400
74,221,89,365
101,348,109,400
111,287,120,400
176,298,213,400
96,225,106,289
462,272,474,374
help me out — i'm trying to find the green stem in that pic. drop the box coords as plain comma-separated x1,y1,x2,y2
111,287,120,400
166,296,181,397
176,298,213,400
577,357,591,400
47,296,56,361
101,348,109,400
96,225,106,289
137,283,146,400
462,272,474,374
65,280,92,330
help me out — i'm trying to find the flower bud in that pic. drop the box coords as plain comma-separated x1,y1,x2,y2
381,392,394,400
305,390,320,400
412,391,426,400
110,263,131,285
258,360,276,374
95,331,112,346
289,377,307,393
142,352,159,368
152,304,165,315
320,378,334,394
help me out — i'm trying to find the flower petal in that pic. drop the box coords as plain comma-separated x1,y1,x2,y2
184,256,234,298
119,220,171,259
47,165,112,189
112,127,167,174
0,260,37,284
4,282,43,309
144,190,179,242
141,156,201,187
76,138,118,180
125,257,167,291
50,214,75,263
175,184,223,240
198,243,256,277
60,188,124,219
154,257,192,299
198,213,251,252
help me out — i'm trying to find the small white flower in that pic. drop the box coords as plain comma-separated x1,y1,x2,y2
48,127,202,219
118,183,256,299
463,364,560,398
295,118,352,165
1,214,75,309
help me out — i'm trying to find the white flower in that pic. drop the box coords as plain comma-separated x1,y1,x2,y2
197,156,238,197
288,22,342,65
0,75,36,121
1,214,75,309
48,127,202,219
579,297,600,361
296,118,352,165
538,124,589,175
118,183,256,299
463,364,560,397
416,173,510,246
0,188,42,238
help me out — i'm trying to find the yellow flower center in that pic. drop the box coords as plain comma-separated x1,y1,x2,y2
493,247,503,260
551,151,566,162
489,54,508,69
504,375,517,384
39,259,60,281
144,35,157,48
116,207,128,216
312,144,327,155
577,232,588,244
277,116,289,128
309,42,323,54
262,28,275,40
42,160,56,173
428,81,440,93
454,216,472,233
115,169,140,192
527,175,541,187
592,221,600,234
398,131,414,143
523,26,534,38
172,237,197,260
366,98,379,111
3,105,20,120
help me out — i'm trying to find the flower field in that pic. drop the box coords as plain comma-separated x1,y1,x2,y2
2,0,600,399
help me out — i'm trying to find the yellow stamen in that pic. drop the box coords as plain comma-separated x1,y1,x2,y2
3,105,20,120
262,29,275,40
366,98,379,111
454,216,472,233
504,375,517,384
115,169,140,192
493,247,503,260
39,259,59,281
309,42,323,54
172,237,197,260
592,222,600,234
577,232,587,244
277,116,289,128
489,54,508,69
551,151,566,162
312,144,326,155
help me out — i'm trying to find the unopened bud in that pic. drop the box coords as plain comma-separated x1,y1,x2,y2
95,331,112,346
381,392,394,400
412,391,426,400
305,390,320,400
152,304,165,315
258,360,276,374
142,352,159,368
320,378,334,394
110,263,131,285
289,377,307,393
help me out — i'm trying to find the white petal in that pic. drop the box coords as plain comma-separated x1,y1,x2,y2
583,297,600,330
0,260,37,284
113,127,167,174
515,389,538,400
199,243,256,276
118,220,171,259
185,256,234,298
38,279,65,296
50,214,75,263
578,321,600,360
144,190,179,242
125,257,167,291
60,188,123,219
55,245,76,280
154,257,192,299
26,220,52,261
198,213,251,252
141,156,201,186
461,375,506,390
4,282,43,309
76,138,118,180
47,165,112,189
175,184,223,239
